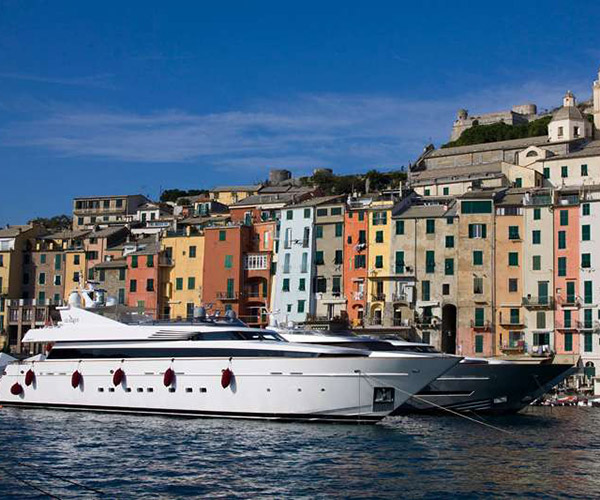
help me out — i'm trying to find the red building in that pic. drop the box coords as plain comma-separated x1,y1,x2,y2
344,202,369,326
126,241,161,318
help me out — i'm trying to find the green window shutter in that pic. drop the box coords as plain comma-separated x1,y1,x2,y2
543,167,550,179
475,308,484,327
514,177,522,188
564,332,573,351
424,189,430,196
532,230,541,244
532,255,541,271
130,279,137,292
304,208,311,218
38,291,45,303
583,203,590,216
189,246,196,258
533,208,541,220
558,231,566,249
582,253,591,268
315,251,324,265
286,210,293,220
315,225,323,238
358,211,365,221
131,255,138,268
426,219,435,234
443,187,449,196
585,333,593,352
558,257,567,277
445,235,454,248
475,335,484,353
334,250,343,265
298,278,305,291
224,255,233,269
282,278,290,292
508,252,518,266
54,254,61,270
510,308,520,324
582,225,591,241
335,223,343,237
473,251,483,266
560,210,569,226
584,281,593,304
566,281,576,303
462,201,492,214
119,268,126,280
375,231,383,243
219,230,226,241
395,220,405,235
585,308,593,328
444,258,454,276
422,281,430,301
226,278,234,297
147,255,154,267
508,226,519,240
425,251,435,273
297,300,305,313
187,277,195,290
175,278,183,290
582,164,588,176
395,251,404,273
375,255,383,268
561,166,568,178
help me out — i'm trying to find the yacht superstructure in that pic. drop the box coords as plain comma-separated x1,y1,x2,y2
0,308,461,423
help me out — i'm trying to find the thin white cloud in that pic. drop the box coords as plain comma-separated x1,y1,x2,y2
0,72,116,89
0,77,593,170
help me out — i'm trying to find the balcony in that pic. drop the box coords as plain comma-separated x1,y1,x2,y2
471,320,491,331
501,341,525,355
353,291,365,301
498,317,526,328
522,296,555,309
371,293,386,302
392,292,411,304
416,315,440,329
159,256,175,267
557,295,581,308
393,318,413,328
577,320,600,332
555,321,578,331
216,291,240,301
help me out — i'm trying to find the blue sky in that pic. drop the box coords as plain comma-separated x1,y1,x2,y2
1,1,600,224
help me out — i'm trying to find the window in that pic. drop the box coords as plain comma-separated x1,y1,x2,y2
286,304,292,313
475,335,484,353
187,277,195,290
510,308,520,325
473,251,483,266
315,277,326,293
54,275,61,286
283,254,291,273
286,210,293,220
426,219,435,234
78,217,84,226
424,189,430,196
473,277,483,294
147,255,154,267
582,164,588,176
298,278,306,291
175,278,183,291
584,281,593,304
316,208,327,217
118,289,125,305
315,225,323,239
40,254,46,264
543,167,550,179
508,278,518,292
219,230,226,241
146,279,154,292
38,272,46,285
331,207,342,216
131,255,138,268
533,208,541,220
422,281,430,301
536,311,546,329
301,252,308,273
558,231,566,249
558,126,564,138
514,177,522,188
425,251,435,273
335,223,343,237
584,308,593,329
508,226,520,240
38,291,46,303
445,235,454,248
534,332,550,346
395,220,405,235
583,203,590,216
375,231,384,243
98,269,105,282
358,230,366,244
130,279,137,292
304,208,311,219
462,201,492,214
315,251,324,265
358,211,365,221
284,228,292,248
585,333,593,352
116,268,125,281
508,252,518,266
532,255,541,271
54,254,61,270
72,272,79,283
282,278,290,292
73,254,80,265
564,332,573,352
564,310,572,328
301,227,310,248
372,212,387,226
297,300,305,313
468,224,487,238
560,210,568,226
443,187,449,196
442,284,450,295
532,230,541,244
375,255,383,269
561,166,568,178
354,255,366,269
582,253,591,268
558,257,567,277
582,225,591,241
334,250,343,265
395,251,405,273
224,255,233,269
474,308,485,327
444,258,454,276
332,276,341,294
189,246,197,258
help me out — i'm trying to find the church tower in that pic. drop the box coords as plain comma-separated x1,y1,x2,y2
594,67,600,138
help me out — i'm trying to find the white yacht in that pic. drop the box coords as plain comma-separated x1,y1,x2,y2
0,307,461,423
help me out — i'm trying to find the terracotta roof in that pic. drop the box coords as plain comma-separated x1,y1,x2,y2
0,225,34,238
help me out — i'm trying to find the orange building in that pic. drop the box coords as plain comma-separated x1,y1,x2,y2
343,204,369,326
554,196,580,355
126,242,161,318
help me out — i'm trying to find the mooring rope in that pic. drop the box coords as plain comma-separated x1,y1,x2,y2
16,461,105,496
0,465,62,499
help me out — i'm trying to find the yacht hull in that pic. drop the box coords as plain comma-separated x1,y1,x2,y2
0,355,458,423
394,362,575,415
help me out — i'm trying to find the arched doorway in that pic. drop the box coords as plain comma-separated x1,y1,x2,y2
441,304,457,354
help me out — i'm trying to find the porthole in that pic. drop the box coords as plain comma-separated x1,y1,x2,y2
98,388,104,393
186,388,193,393
297,388,302,392
109,388,115,393
147,388,154,393
126,388,132,393
168,387,176,393
137,388,143,393
200,387,207,393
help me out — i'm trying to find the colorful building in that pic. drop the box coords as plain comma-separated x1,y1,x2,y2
126,240,162,318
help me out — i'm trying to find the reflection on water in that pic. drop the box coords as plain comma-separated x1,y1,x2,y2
0,407,599,498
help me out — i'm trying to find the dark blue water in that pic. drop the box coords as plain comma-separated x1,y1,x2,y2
0,406,598,499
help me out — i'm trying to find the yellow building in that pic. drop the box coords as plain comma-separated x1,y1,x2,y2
366,199,395,325
161,230,205,319
209,185,262,206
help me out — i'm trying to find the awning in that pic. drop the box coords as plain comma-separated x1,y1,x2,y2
553,354,580,365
